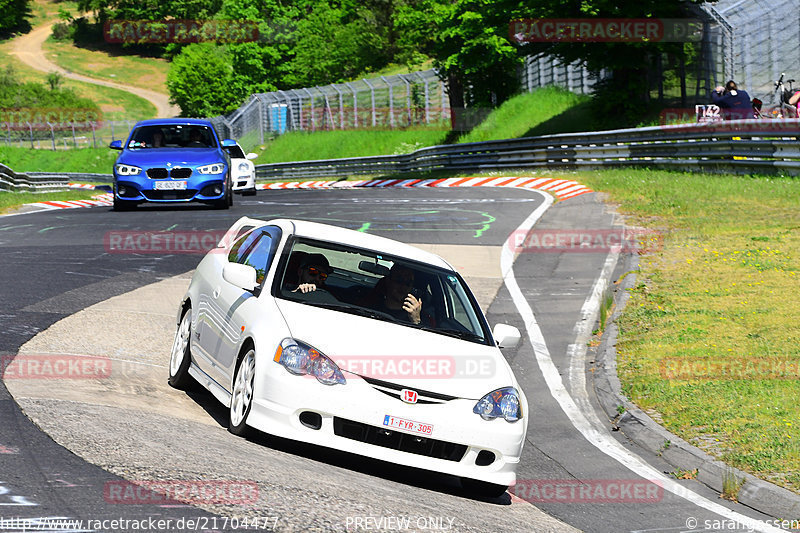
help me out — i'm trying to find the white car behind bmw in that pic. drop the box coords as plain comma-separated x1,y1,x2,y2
169,217,526,496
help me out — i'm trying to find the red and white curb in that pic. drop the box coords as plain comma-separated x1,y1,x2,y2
67,183,98,190
256,176,592,200
26,193,113,211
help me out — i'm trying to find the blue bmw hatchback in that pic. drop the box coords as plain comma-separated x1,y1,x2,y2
110,118,234,210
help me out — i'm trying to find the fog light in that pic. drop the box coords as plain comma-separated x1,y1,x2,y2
118,185,127,196
213,185,222,195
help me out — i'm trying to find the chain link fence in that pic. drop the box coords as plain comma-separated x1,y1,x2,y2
701,0,800,107
1,120,135,150
209,69,449,147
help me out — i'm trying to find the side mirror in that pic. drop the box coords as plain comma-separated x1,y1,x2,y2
109,140,123,150
246,152,258,160
223,263,258,291
221,139,237,148
493,324,520,349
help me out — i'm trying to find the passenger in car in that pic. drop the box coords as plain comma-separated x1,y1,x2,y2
361,264,424,324
292,253,333,294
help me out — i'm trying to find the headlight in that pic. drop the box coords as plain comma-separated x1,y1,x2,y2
115,164,141,176
198,163,225,175
473,387,521,422
273,338,345,386
237,162,249,173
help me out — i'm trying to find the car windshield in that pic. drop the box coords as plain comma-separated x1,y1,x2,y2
127,124,217,149
224,145,246,159
274,237,490,345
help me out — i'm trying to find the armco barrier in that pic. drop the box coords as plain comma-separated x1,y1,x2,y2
0,164,69,192
5,121,800,186
254,120,800,180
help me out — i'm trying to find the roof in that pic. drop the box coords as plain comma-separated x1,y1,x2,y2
133,118,215,127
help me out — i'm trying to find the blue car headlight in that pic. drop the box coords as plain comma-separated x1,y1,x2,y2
273,338,345,386
198,163,225,175
473,387,522,422
115,164,141,176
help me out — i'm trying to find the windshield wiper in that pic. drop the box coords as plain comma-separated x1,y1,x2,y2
311,302,396,322
414,325,485,343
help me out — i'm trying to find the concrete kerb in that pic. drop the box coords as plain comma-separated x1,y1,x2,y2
593,251,800,520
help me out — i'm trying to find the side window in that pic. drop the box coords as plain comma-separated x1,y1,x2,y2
228,227,280,285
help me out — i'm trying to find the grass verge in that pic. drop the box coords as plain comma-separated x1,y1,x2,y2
568,168,800,494
0,189,104,214
253,127,449,164
0,146,116,173
41,36,170,94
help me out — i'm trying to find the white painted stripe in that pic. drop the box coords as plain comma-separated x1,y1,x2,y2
458,177,486,187
525,177,552,188
548,181,578,192
506,177,531,188
561,187,592,196
501,194,783,533
539,179,569,190
555,184,587,196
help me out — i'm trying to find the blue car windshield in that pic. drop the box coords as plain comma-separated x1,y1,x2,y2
128,125,217,149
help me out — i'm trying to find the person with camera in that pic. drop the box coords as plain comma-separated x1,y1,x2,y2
711,80,753,119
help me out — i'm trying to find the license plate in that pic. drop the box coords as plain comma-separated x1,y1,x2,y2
154,181,187,190
383,415,433,435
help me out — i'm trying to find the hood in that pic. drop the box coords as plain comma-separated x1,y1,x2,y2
118,148,225,167
275,299,514,399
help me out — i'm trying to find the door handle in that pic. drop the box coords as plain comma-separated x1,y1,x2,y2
213,287,221,299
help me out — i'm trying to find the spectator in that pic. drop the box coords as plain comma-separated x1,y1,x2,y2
711,80,752,119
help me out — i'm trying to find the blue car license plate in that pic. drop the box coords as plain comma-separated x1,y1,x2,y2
154,181,187,190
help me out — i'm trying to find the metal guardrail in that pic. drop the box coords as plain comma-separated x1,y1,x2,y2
0,164,70,192
5,121,800,188
254,120,800,180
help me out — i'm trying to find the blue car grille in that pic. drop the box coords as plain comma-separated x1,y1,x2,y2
145,168,193,180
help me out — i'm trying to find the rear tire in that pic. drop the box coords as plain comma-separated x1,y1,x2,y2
168,308,194,389
229,347,256,437
460,478,508,498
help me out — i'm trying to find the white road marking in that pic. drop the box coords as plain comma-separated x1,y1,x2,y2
501,190,783,533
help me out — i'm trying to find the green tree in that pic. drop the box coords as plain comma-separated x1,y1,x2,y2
167,43,247,117
0,0,31,35
396,0,523,112
520,0,705,125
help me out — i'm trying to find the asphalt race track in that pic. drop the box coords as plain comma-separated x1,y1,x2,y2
0,187,786,532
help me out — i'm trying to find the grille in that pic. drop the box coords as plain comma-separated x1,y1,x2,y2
141,190,196,201
333,417,467,462
361,376,458,405
170,167,192,179
146,168,168,179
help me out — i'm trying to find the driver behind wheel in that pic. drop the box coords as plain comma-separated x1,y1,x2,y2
293,253,332,294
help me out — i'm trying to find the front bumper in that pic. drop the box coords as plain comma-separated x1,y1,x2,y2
232,174,255,192
247,364,526,486
115,174,226,203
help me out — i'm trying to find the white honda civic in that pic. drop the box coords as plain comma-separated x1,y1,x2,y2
169,217,527,496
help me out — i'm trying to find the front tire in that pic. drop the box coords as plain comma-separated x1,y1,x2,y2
168,308,194,389
113,195,136,211
229,348,256,437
